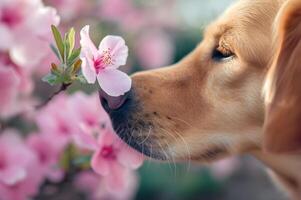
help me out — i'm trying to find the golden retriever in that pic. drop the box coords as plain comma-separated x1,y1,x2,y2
100,0,301,199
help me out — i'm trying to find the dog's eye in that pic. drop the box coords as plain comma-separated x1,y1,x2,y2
212,46,234,61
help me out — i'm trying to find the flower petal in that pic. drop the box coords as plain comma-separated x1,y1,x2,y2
117,144,144,169
10,35,49,68
0,67,20,116
81,58,96,84
0,166,27,185
45,168,64,183
98,35,128,68
73,124,98,151
26,7,60,39
91,150,111,176
103,162,127,192
0,25,13,51
97,130,116,146
97,69,131,97
80,25,98,59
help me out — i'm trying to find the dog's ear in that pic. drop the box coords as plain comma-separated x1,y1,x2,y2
263,0,301,153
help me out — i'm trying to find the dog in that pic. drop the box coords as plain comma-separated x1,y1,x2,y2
99,0,301,199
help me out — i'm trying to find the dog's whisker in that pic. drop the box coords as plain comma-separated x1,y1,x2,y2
138,126,152,145
170,116,195,129
145,143,153,169
159,126,191,175
162,138,177,179
150,143,153,159
158,127,180,177
173,129,191,174
157,140,173,173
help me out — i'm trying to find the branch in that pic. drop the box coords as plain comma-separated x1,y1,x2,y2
36,83,71,110
0,83,71,132
0,121,6,132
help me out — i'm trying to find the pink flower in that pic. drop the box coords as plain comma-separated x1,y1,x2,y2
98,0,133,22
69,92,110,131
211,157,240,180
0,130,43,200
27,133,64,182
75,124,143,192
98,0,146,32
33,91,143,194
135,30,174,69
98,0,178,32
35,92,110,150
0,66,19,117
35,94,78,150
0,53,34,118
74,170,138,200
45,0,88,21
0,0,60,69
68,92,111,149
91,131,143,191
80,25,131,97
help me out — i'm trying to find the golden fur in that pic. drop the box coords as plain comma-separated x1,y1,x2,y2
112,0,301,199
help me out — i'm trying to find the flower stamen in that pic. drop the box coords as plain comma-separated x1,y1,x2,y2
101,145,116,159
93,48,115,74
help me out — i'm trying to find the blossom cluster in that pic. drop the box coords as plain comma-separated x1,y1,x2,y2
0,92,143,200
0,0,143,199
0,0,59,118
46,0,177,70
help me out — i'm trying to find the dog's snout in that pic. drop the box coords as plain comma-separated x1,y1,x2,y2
99,88,130,110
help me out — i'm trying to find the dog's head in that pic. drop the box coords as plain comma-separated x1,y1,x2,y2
101,0,301,162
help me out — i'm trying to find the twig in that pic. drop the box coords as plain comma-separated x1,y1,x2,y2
36,83,71,110
0,121,6,132
0,83,71,133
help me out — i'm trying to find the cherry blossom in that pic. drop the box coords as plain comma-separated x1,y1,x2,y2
68,92,111,150
27,133,64,182
35,94,79,150
211,157,240,180
0,130,43,200
45,0,88,21
75,123,143,192
0,66,19,117
135,30,174,69
0,0,60,69
74,170,138,200
80,25,131,97
0,53,33,118
34,91,143,192
92,131,143,191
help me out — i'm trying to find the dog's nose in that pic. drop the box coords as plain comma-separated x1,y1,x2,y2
98,88,130,110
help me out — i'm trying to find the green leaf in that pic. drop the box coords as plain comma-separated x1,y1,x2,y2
51,25,64,60
59,147,71,170
72,59,82,74
67,47,81,66
63,40,69,64
59,144,81,170
60,72,72,84
50,44,62,62
50,63,61,76
72,155,91,166
75,74,88,84
67,28,75,57
42,73,61,86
